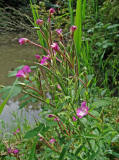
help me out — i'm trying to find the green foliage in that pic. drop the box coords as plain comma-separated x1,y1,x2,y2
0,0,119,159
101,0,119,23
0,79,18,115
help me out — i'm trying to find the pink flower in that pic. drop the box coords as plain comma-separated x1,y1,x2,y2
18,38,28,45
40,56,50,65
54,117,60,121
51,42,59,51
72,116,77,121
12,149,19,154
8,148,12,154
39,137,43,141
49,8,55,15
76,101,89,118
16,70,26,78
70,25,77,33
56,29,62,36
16,65,31,78
35,54,40,60
49,138,56,144
57,84,62,90
36,19,43,25
22,65,31,73
16,128,20,133
13,128,20,135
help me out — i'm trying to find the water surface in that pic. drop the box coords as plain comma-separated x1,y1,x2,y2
0,33,42,130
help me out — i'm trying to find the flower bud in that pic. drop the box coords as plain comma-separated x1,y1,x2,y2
35,54,40,60
72,116,77,121
49,8,55,15
70,25,77,33
8,148,12,154
49,138,56,144
36,19,43,26
18,38,28,45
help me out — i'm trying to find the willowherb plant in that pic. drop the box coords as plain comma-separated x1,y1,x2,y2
6,7,118,159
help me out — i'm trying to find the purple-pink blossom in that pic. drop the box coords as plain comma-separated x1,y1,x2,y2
16,128,20,133
16,65,31,78
54,117,60,121
49,8,55,15
12,149,19,154
72,116,77,121
36,19,43,25
56,29,62,36
8,148,12,154
49,138,56,144
18,38,28,45
76,101,89,118
13,128,20,135
16,70,26,78
22,65,31,73
57,84,62,90
51,42,59,51
70,25,77,33
35,54,40,60
40,56,50,65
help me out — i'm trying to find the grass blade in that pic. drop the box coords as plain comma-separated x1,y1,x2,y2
68,0,74,25
74,0,82,71
0,79,18,115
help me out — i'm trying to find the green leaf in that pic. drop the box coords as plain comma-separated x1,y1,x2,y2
58,146,67,160
58,140,72,160
75,145,83,156
74,0,82,58
106,150,119,158
46,98,50,104
68,0,74,25
19,100,31,109
107,24,119,29
8,65,24,77
92,98,112,109
24,125,45,139
88,151,99,160
29,137,38,160
111,134,119,143
0,79,18,115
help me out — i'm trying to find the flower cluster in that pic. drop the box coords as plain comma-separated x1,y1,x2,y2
76,101,89,118
13,128,20,135
16,65,31,78
8,148,19,155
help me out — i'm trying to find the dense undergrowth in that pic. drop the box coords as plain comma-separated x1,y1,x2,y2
0,0,119,159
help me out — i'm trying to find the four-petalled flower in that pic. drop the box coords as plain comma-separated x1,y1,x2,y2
51,42,59,51
76,101,89,118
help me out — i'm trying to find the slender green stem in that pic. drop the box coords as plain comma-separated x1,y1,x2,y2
22,90,56,108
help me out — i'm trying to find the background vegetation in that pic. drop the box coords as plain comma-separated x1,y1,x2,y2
0,0,119,159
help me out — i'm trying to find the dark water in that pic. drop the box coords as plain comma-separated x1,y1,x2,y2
0,33,42,130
